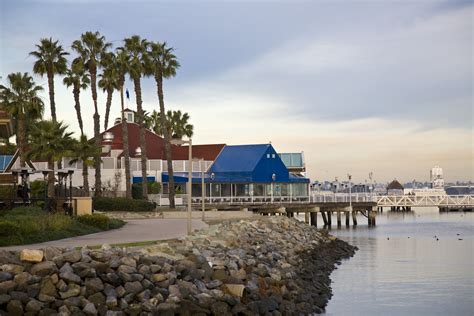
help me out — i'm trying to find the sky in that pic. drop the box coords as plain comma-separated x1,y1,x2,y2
0,0,472,183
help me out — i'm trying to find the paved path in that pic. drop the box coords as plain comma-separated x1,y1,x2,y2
1,219,208,251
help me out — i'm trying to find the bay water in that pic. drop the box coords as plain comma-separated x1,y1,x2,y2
303,208,473,315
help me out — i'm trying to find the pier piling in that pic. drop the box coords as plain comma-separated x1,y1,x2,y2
337,212,342,228
345,212,350,226
352,211,357,226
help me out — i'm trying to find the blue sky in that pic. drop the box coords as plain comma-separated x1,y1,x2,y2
1,0,472,182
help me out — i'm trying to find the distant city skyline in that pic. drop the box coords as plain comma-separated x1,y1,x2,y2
1,0,472,183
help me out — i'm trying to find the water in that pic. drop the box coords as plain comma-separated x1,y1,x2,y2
304,208,474,315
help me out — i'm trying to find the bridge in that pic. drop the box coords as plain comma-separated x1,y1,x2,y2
310,193,474,211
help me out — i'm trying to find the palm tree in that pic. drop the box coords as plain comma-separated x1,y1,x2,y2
99,52,119,130
120,35,151,199
29,38,69,122
147,109,193,139
69,135,101,195
27,120,74,199
148,42,180,208
115,49,132,198
63,60,90,135
0,72,44,167
72,31,111,197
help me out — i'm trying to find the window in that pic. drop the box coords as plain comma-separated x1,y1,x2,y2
127,113,133,122
267,154,270,158
102,157,115,169
272,154,275,158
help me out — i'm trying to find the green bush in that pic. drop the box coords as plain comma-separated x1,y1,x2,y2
132,182,162,199
30,179,46,199
93,197,156,212
77,214,111,230
0,220,20,237
0,185,14,200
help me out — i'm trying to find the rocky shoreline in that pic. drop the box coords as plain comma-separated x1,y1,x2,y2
0,217,356,315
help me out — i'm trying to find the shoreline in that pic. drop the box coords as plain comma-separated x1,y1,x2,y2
0,217,356,314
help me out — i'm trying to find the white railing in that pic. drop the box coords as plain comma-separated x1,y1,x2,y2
310,193,474,207
376,195,474,207
311,193,377,203
150,194,310,206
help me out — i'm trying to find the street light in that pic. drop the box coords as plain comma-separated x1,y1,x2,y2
347,174,352,210
170,137,193,235
192,158,206,221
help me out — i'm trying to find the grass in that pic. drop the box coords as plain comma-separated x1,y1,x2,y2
0,206,125,247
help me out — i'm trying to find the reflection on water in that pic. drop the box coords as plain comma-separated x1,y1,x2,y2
302,208,474,315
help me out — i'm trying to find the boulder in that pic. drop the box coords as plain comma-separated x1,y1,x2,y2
25,298,43,312
20,249,44,263
30,261,58,276
83,302,98,315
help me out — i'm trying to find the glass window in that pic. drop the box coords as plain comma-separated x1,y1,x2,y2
127,113,133,122
253,184,265,196
272,154,275,158
266,154,270,158
291,153,303,167
149,160,161,171
102,157,115,169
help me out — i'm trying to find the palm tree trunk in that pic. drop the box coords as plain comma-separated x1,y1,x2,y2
47,71,56,122
73,85,84,135
82,161,89,195
120,84,132,199
91,67,102,197
155,74,175,208
47,159,55,199
17,115,26,168
134,77,148,199
104,88,113,130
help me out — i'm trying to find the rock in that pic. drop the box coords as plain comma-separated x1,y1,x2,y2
211,301,230,315
0,293,11,305
40,277,57,297
0,280,16,294
83,302,98,315
117,264,136,274
120,257,136,268
124,281,143,294
0,272,13,282
152,273,167,282
1,264,24,275
56,279,68,292
60,271,81,284
9,291,29,304
85,278,104,295
195,292,214,308
7,299,23,315
258,297,279,313
59,283,81,299
211,269,227,281
156,302,178,314
20,249,44,263
230,268,247,280
25,298,43,312
106,295,118,308
54,250,82,266
43,247,62,261
206,279,222,289
225,284,245,297
88,292,106,310
59,262,74,274
30,261,58,276
0,250,20,265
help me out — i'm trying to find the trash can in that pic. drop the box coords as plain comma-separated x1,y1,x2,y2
73,197,93,216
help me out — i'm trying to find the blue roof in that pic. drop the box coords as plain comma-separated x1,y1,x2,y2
210,144,269,173
161,144,310,184
0,155,13,172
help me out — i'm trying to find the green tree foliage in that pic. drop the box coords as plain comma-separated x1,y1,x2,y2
0,72,44,167
29,38,69,122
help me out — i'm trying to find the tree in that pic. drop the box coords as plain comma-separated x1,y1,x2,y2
148,42,180,208
27,120,74,199
115,49,133,198
29,38,69,122
63,60,90,135
146,109,193,139
99,52,119,130
68,135,101,195
72,31,111,197
120,35,151,199
0,72,44,167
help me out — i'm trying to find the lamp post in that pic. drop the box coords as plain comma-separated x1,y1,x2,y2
347,174,352,210
200,159,205,221
170,137,193,235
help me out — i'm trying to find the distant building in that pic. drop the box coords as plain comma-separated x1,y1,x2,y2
430,166,444,188
387,179,404,195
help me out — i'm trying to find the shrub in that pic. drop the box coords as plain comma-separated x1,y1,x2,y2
77,214,111,230
93,197,156,212
0,220,20,237
0,185,15,200
132,182,162,199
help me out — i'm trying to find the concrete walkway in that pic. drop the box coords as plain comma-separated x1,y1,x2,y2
1,219,208,251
